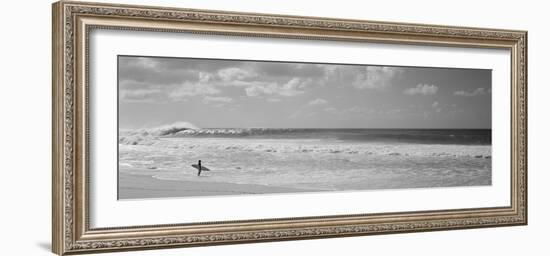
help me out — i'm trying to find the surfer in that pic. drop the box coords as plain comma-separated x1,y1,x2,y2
197,160,202,176
191,160,210,176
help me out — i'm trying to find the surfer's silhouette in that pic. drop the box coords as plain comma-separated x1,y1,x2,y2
191,160,210,176
197,160,202,176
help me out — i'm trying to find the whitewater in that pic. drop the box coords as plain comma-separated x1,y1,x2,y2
118,122,492,197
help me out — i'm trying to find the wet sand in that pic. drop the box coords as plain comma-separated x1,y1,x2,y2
119,169,314,199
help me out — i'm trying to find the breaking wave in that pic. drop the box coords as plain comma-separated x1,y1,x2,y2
146,121,199,136
174,128,304,137
119,121,199,145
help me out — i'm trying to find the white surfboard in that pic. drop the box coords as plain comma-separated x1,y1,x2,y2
191,164,210,171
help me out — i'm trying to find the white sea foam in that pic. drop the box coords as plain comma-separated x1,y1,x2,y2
119,137,491,158
118,123,492,191
119,136,492,190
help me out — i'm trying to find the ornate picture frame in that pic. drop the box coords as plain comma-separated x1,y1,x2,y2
52,1,527,255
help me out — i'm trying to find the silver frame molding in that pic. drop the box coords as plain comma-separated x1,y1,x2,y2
52,1,527,255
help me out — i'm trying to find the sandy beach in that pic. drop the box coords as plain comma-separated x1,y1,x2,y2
119,169,315,199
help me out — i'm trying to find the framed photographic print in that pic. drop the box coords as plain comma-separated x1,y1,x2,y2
52,1,527,255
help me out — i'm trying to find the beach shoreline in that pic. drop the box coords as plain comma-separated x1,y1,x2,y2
119,169,317,200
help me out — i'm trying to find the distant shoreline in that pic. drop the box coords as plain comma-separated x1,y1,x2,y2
119,170,316,200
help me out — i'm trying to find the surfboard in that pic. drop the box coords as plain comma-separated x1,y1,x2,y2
191,164,210,171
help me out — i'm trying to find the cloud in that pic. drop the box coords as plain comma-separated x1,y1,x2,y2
203,96,233,104
308,98,328,106
404,84,438,95
119,57,202,85
352,66,403,90
119,56,408,105
120,89,164,103
119,79,221,103
124,57,159,69
454,87,489,97
244,82,277,97
431,101,442,113
218,67,255,82
198,72,214,83
306,65,403,90
266,98,282,103
169,82,220,100
244,78,307,97
279,78,309,96
253,62,327,78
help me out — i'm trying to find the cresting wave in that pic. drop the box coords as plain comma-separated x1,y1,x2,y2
119,121,198,145
119,122,316,145
173,127,311,137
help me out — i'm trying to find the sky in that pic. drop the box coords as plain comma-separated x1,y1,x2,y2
118,55,492,129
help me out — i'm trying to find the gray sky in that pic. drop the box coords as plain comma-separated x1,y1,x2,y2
118,56,491,129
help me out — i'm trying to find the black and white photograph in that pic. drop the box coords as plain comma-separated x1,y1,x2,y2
118,56,492,199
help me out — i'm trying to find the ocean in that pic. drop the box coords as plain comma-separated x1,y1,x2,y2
118,124,491,195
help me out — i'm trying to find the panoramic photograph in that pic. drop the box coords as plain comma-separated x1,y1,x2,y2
117,55,492,199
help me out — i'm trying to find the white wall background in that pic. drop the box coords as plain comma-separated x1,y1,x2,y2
0,0,547,255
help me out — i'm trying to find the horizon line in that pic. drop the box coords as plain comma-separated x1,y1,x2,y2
119,127,491,130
